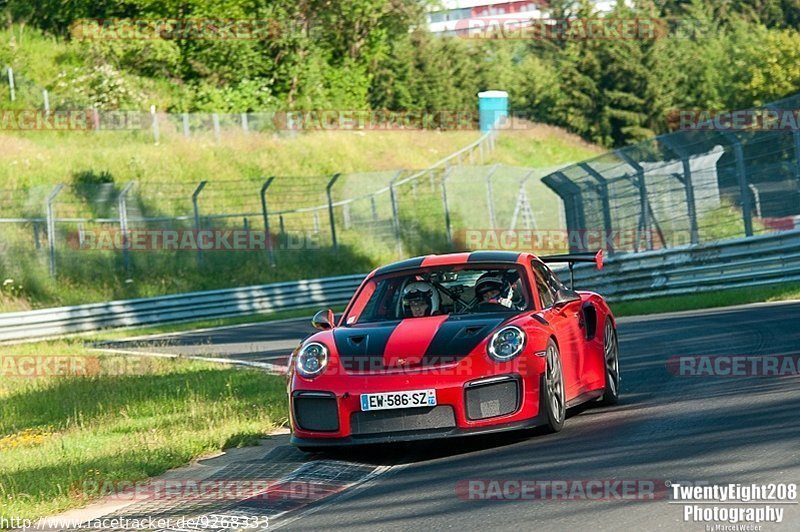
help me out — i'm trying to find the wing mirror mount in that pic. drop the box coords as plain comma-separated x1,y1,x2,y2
553,288,581,309
312,309,335,330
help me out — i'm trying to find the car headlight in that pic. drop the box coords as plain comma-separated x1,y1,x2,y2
487,326,526,361
296,342,329,378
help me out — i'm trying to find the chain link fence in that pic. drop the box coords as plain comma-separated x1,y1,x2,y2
0,135,506,299
5,93,800,307
543,93,800,253
0,165,564,276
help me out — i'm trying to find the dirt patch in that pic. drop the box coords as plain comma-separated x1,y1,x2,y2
0,135,40,156
501,121,603,152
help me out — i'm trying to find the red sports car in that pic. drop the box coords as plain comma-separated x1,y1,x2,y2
288,250,619,451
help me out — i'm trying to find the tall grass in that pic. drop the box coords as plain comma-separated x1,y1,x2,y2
0,113,602,311
0,340,287,520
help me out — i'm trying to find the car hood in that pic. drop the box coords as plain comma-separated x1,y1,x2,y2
332,313,513,371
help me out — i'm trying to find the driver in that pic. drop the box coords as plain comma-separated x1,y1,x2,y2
402,281,440,317
475,274,513,309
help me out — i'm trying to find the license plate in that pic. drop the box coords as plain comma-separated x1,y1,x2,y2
360,389,436,411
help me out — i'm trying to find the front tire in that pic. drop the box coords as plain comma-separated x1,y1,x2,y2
542,339,566,432
599,318,620,405
297,446,326,454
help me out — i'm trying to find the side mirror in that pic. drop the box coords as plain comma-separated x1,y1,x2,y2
312,309,335,330
553,288,581,308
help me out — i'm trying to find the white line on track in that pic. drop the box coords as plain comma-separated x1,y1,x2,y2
269,463,405,530
91,347,289,374
96,316,310,343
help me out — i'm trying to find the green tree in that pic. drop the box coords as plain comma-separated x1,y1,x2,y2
596,1,661,144
550,1,606,144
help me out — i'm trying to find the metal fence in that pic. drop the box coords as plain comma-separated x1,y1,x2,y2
0,164,557,276
543,93,800,253
569,228,800,300
4,228,800,342
0,132,511,285
6,87,800,312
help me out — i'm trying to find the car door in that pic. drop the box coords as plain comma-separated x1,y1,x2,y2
531,260,584,399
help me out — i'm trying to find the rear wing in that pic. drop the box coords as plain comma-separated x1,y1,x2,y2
539,250,604,289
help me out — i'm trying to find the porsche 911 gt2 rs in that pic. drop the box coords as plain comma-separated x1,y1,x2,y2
287,250,619,451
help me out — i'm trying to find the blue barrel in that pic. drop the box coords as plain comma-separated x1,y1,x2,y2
478,90,508,132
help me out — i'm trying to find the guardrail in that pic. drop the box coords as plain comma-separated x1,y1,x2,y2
0,274,365,342
571,229,800,301
3,229,800,342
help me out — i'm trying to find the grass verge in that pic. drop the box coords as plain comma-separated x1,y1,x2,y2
0,339,287,521
611,283,800,318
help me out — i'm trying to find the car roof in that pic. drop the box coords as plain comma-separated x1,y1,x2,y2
371,251,527,277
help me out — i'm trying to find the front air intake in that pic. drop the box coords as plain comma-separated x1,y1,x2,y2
465,377,520,420
293,392,339,432
350,406,456,436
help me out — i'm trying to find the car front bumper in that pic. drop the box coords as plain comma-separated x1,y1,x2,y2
289,369,547,447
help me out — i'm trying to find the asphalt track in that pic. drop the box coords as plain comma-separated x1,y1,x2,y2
103,301,800,530
98,318,315,366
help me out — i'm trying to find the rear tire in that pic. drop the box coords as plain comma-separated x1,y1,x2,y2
599,318,620,405
541,339,566,433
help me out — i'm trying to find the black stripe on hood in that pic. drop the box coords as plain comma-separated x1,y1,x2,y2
333,322,400,372
422,313,512,365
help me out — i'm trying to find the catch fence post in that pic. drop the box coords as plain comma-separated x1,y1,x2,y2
260,177,276,267
441,168,454,249
389,171,403,256
46,184,64,278
118,181,135,275
192,181,207,265
326,173,341,250
485,164,500,228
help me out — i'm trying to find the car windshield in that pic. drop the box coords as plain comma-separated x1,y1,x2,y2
343,265,531,325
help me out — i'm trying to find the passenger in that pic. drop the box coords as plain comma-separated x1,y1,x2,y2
401,281,439,317
475,274,513,310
